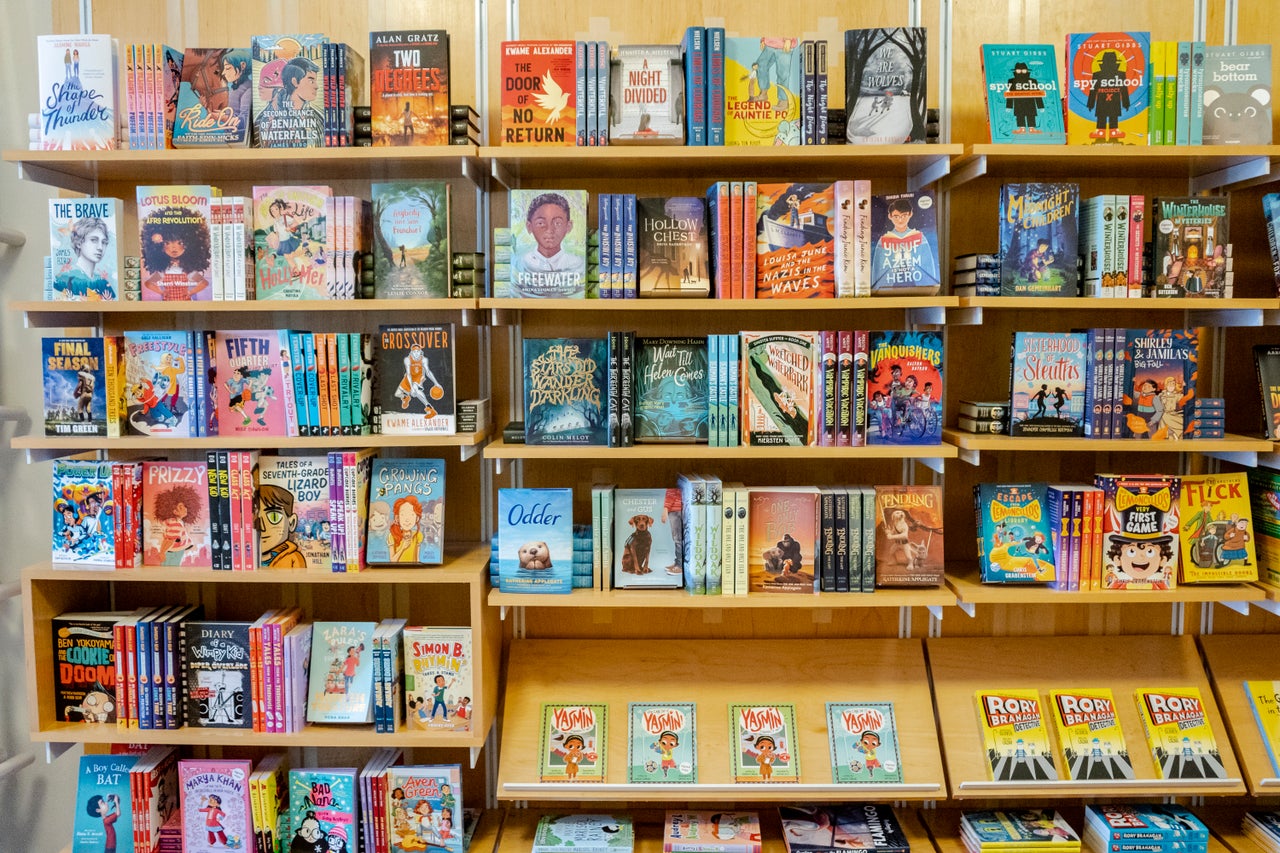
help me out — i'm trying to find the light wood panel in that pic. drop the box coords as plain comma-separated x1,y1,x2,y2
1200,634,1280,796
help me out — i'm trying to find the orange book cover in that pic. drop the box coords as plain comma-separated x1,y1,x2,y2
501,40,577,146
747,487,820,593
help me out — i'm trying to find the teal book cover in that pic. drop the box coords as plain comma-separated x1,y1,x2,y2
628,702,697,783
825,702,903,783
634,336,709,442
73,754,137,853
981,44,1067,143
372,181,452,298
975,483,1057,582
497,488,574,593
289,768,359,848
524,338,609,445
305,622,377,723
509,189,589,297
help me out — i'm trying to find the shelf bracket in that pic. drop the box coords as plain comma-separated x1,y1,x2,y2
459,443,480,463
1189,156,1270,194
460,308,478,328
941,154,987,191
460,156,486,189
499,605,507,621
1216,599,1250,617
469,746,482,769
948,306,983,326
956,447,980,466
907,305,946,327
494,457,505,476
1256,452,1280,471
17,161,97,195
1252,598,1280,616
45,742,77,763
927,604,944,622
0,227,26,247
1201,448,1258,468
907,155,951,193
917,456,946,475
490,159,515,190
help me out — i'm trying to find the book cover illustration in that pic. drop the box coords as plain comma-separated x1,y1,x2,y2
256,455,330,570
780,805,910,853
730,703,799,782
825,702,903,783
376,324,456,435
633,337,708,442
981,44,1067,143
288,768,358,850
628,702,697,783
385,764,463,853
251,34,327,147
754,183,835,298
370,30,450,146
874,484,945,585
142,462,211,567
1256,345,1280,439
403,626,472,731
975,483,1057,582
173,47,251,147
723,36,802,146
43,337,107,437
1121,329,1199,440
1152,197,1230,297
748,488,820,593
52,612,122,724
52,461,114,567
215,330,291,436
72,754,136,853
637,196,710,296
183,620,251,728
1245,681,1280,775
306,621,376,723
179,759,253,853
961,811,1079,847
1009,332,1087,436
497,487,574,594
865,330,943,445
37,34,116,150
367,458,446,565
137,185,213,301
1134,687,1228,779
1179,473,1257,583
870,191,940,294
49,197,121,300
123,330,196,436
1066,32,1151,145
612,488,683,587
998,183,1080,296
1201,45,1272,145
533,814,635,853
975,689,1059,781
500,40,576,145
666,812,762,853
1098,475,1181,589
844,28,928,144
540,703,607,781
1048,688,1135,780
252,184,331,300
508,189,588,297
741,331,817,446
372,181,451,298
523,338,608,445
609,45,685,143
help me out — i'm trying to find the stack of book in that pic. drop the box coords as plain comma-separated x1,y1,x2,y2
666,812,762,853
953,253,1000,298
779,805,910,853
1243,813,1280,853
1084,806,1208,853
956,401,1008,434
532,814,635,853
960,810,1080,853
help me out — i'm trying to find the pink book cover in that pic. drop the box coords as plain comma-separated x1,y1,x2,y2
137,185,214,301
178,758,254,853
215,330,292,437
141,461,211,567
252,185,332,300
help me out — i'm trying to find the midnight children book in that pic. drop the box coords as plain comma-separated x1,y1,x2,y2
637,196,710,296
869,191,941,294
981,44,1067,143
628,702,697,783
369,30,451,146
999,183,1080,296
523,338,609,445
1008,332,1087,436
844,28,929,144
371,181,452,297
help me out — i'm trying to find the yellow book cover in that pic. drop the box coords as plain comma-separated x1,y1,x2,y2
1178,473,1258,583
1245,681,1280,776
1133,687,1228,779
1047,688,1135,780
975,689,1059,781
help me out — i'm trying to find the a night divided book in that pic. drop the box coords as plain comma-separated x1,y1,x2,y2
730,703,800,782
844,28,928,144
369,30,451,146
974,688,1059,781
372,181,451,298
609,44,686,144
628,702,697,783
825,702,903,784
540,703,607,781
306,621,377,724
497,487,574,594
1134,686,1228,779
981,44,1066,144
1047,688,1135,780
523,338,608,445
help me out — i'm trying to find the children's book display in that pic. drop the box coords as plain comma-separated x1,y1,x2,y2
1133,686,1228,779
1047,688,1135,780
780,805,910,853
402,626,473,732
498,488,575,594
825,702,903,783
981,44,1067,143
533,814,635,853
306,621,376,724
730,703,799,782
667,812,763,853
974,688,1059,781
627,702,697,783
540,703,607,781
178,758,254,853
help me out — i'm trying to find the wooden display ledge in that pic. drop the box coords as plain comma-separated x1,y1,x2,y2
483,437,957,461
488,585,955,610
1200,635,1280,796
956,297,1279,311
943,428,1271,466
28,718,492,749
480,296,958,312
945,565,1266,612
927,634,1247,799
11,297,477,327
922,809,1238,853
496,638,946,801
12,427,488,455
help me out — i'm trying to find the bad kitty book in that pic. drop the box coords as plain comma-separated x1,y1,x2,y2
981,44,1067,143
1009,332,1087,437
975,689,1059,781
844,28,928,143
1066,32,1151,145
369,30,451,146
252,184,331,300
52,460,114,567
1048,688,1135,780
178,758,253,853
508,189,589,297
500,41,577,145
497,487,574,594
367,458,446,565
825,702,903,783
523,338,608,445
730,703,799,782
541,703,607,782
870,191,940,295
999,183,1080,296
637,196,710,297
137,185,214,301
1179,473,1257,583
866,330,943,445
754,183,835,298
43,336,107,437
723,36,802,146
49,197,122,300
72,754,136,853
256,455,330,570
385,765,463,853
1134,687,1228,779
306,621,377,723
172,48,251,147
377,324,457,435
628,702,697,783
741,331,818,446
37,34,117,150
402,626,472,732
372,181,451,298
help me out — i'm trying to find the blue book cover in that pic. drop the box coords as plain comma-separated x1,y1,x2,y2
865,330,943,445
870,191,941,294
43,336,107,437
173,48,251,147
288,768,359,848
1008,332,1087,436
683,27,707,145
385,765,463,853
122,330,198,437
498,488,574,594
366,458,446,565
612,488,683,588
510,189,589,297
975,483,1057,582
998,183,1080,296
524,338,609,445
1121,328,1199,440
305,622,376,723
825,702,904,783
72,754,137,853
52,459,115,566
981,44,1067,143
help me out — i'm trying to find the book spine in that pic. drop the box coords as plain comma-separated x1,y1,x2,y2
853,180,872,296
860,488,876,592
216,451,231,571
277,331,299,437
684,27,707,145
304,333,321,436
802,41,816,145
576,41,587,146
316,332,331,435
816,41,829,144
621,330,634,446
1070,488,1084,592
742,180,757,297
611,193,625,298
1113,194,1130,297
729,181,744,299
1189,41,1205,145
608,330,621,446
708,182,730,297
125,619,140,728
852,330,868,446
586,41,598,146
727,333,740,446
114,621,129,730
1176,42,1191,144
596,41,609,145
104,335,122,438
734,485,749,594
1128,195,1145,296
707,27,725,145
335,332,352,436
847,487,864,592
836,329,853,446
821,329,838,447
249,620,263,731
720,485,737,594
164,613,181,727
709,333,722,447
623,194,637,298
1149,41,1165,145
228,450,243,570
820,487,836,592
1084,328,1099,438
136,618,152,729
192,330,208,437
1162,42,1177,147
345,333,361,436
834,180,854,297
591,487,603,588
211,200,225,299
705,479,722,595
598,193,612,298
206,451,222,570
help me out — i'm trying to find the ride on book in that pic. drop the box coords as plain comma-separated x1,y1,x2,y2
1048,688,1135,780
730,703,800,782
1133,687,1228,779
975,688,1059,781
628,702,697,783
541,703,607,781
172,47,251,147
825,702,903,783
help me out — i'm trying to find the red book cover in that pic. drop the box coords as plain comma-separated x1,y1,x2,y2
755,183,834,298
141,462,211,567
500,41,577,146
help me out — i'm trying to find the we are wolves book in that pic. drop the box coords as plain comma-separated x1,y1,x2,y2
369,30,451,146
1121,329,1198,440
507,189,589,297
637,196,710,296
384,764,463,853
975,483,1057,583
1048,688,1135,780
541,703,607,781
256,455,330,570
730,703,799,781
609,45,685,143
367,458,446,565
998,183,1080,296
723,36,802,146
251,34,327,147
523,338,608,445
1066,32,1151,145
845,28,928,143
37,34,117,150
870,191,940,295
183,620,252,728
974,689,1059,781
72,754,136,853
500,41,577,145
1134,687,1228,779
306,621,376,723
780,805,910,853
628,702,697,782
865,330,943,445
43,337,107,437
372,181,451,297
981,44,1067,143
178,758,253,853
49,197,122,300
1008,332,1087,436
755,183,835,298
825,702,903,783
252,184,331,300
1202,45,1272,145
172,48,251,147
498,488,574,594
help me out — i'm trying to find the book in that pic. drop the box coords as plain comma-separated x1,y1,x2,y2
998,183,1080,296
142,462,211,567
49,197,122,300
844,28,928,143
172,48,252,147
523,338,608,445
43,336,108,437
1097,475,1181,589
52,459,115,567
508,189,589,297
975,689,1059,781
628,702,697,782
740,331,818,446
1085,804,1207,842
723,36,802,146
1121,329,1199,440
137,185,214,301
780,805,909,853
306,621,377,723
252,184,332,300
666,813,762,853
178,758,254,853
1256,345,1280,439
1133,687,1228,779
1047,688,1136,780
730,703,799,781
637,196,710,296
609,45,685,143
747,488,820,593
1245,681,1280,776
754,183,835,298
1151,197,1230,298
533,814,635,853
540,703,607,781
874,485,945,586
377,324,457,435
369,30,451,146
367,458,446,565
961,810,1079,848
402,626,472,732
371,181,451,297
214,330,293,437
870,191,941,294
256,454,330,569
500,41,577,145
384,764,463,853
865,330,943,445
37,34,117,150
289,768,359,849
72,754,136,853
612,488,684,588
825,702,903,783
1179,473,1258,583
1008,332,1087,437
53,611,124,724
633,337,709,442
1066,33,1151,145
122,330,199,437
975,483,1057,583
1202,45,1272,145
497,488,574,594
183,620,251,728
251,34,327,147
981,44,1067,143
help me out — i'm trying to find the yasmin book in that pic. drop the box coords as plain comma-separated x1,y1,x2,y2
367,458,446,565
252,184,331,300
1097,474,1181,589
874,485,945,586
844,28,928,144
508,189,589,297
981,44,1067,143
370,30,451,146
384,765,463,853
610,45,685,143
666,813,762,853
215,330,293,437
122,330,198,437
1202,45,1272,145
402,626,472,732
37,34,117,150
865,330,943,445
372,181,451,297
376,324,457,435
533,814,635,853
306,621,376,723
723,36,802,146
52,460,114,567
251,34,327,147
825,702,903,784
1066,32,1151,145
998,183,1080,296
183,620,252,729
137,185,214,301
1245,681,1280,776
523,338,608,445
747,488,820,594
49,197,122,300
637,196,710,296
628,702,696,783
541,703,607,782
1134,687,1228,779
43,337,107,437
730,703,799,782
975,483,1057,583
172,48,252,147
1008,332,1087,436
142,461,211,567
500,41,577,145
741,331,818,446
755,183,835,298
1048,688,1135,780
1151,197,1230,298
52,611,124,724
72,754,136,853
870,191,940,294
975,689,1058,781
256,455,330,570
1179,473,1258,583
1121,329,1199,440
289,768,359,847
498,488,573,593
178,758,253,853
634,337,708,442
613,488,683,588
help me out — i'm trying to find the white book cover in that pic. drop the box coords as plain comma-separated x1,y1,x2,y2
38,34,118,150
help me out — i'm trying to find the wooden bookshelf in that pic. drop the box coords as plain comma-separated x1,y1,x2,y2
484,437,957,461
1200,807,1272,853
12,427,489,452
495,638,946,801
922,809,1239,853
945,565,1268,609
943,428,1271,465
480,296,959,312
488,585,956,610
957,297,1279,312
11,298,478,328
1200,635,1280,796
926,634,1247,799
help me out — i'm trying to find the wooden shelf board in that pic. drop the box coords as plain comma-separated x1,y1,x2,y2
1200,635,1280,796
957,144,1280,183
485,437,957,460
23,543,490,585
12,427,489,451
488,586,955,609
29,719,490,748
12,297,475,323
1200,807,1271,853
945,565,1267,606
928,635,1248,799
957,296,1278,311
480,296,959,312
496,638,947,800
943,428,1270,453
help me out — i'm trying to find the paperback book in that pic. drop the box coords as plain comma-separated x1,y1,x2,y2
137,185,214,301
1134,686,1228,779
289,768,359,848
122,330,198,437
730,703,799,782
975,688,1059,781
780,805,910,853
981,44,1067,143
627,702,697,783
612,488,684,588
637,196,710,296
52,611,123,724
1121,328,1199,440
540,703,607,781
142,461,211,567
1097,474,1181,589
1202,45,1272,145
42,336,107,437
369,30,451,146
874,484,945,585
523,338,608,445
403,626,472,732
178,759,254,853
52,460,115,567
633,336,709,442
49,197,122,300
865,330,943,445
1047,688,1135,779
844,28,928,143
1246,681,1280,776
723,36,802,146
214,330,293,437
667,813,762,853
508,189,589,297
1151,196,1230,298
372,181,451,297
172,48,252,147
183,620,252,728
870,191,940,295
825,702,903,783
376,324,457,435
747,488,820,593
256,455,331,570
306,621,377,724
73,754,136,852
384,765,463,853
533,815,635,853
367,458,446,565
1256,345,1280,439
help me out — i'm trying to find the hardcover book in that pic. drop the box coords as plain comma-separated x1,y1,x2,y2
981,44,1067,143
870,191,941,294
1121,329,1199,440
1245,681,1280,776
384,764,463,853
523,337,608,445
845,28,928,144
612,488,684,588
1151,197,1230,297
1134,687,1228,779
376,324,457,435
667,813,762,853
730,703,799,782
251,34,327,147
998,183,1080,296
252,184,331,300
1008,332,1087,436
1097,474,1181,589
52,460,115,567
755,183,835,298
1202,45,1272,145
122,330,198,437
874,484,945,586
289,768,359,847
369,30,451,146
72,754,136,853
747,488,820,593
500,41,577,145
214,330,293,437
540,703,607,781
1066,32,1151,145
52,611,123,724
780,805,910,853
961,811,1079,847
609,45,685,143
633,336,709,442
49,197,122,300
628,702,697,783
37,34,117,150
173,48,251,147
178,759,254,853
183,620,252,728
142,461,211,567
255,454,331,570
1178,473,1257,583
1048,688,1135,780
825,702,903,783
1256,345,1280,439
637,196,710,296
306,621,377,723
508,189,589,297
497,487,574,594
137,185,214,301
975,689,1059,781
43,336,107,437
533,815,635,853
367,458,446,565
975,483,1057,582
741,331,818,446
723,36,802,146
865,330,943,445
371,181,451,297
402,626,472,731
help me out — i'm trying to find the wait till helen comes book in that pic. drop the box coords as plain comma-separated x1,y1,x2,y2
1134,686,1228,779
975,688,1059,781
541,703,607,781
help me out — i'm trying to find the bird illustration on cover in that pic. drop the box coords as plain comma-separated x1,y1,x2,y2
534,70,569,122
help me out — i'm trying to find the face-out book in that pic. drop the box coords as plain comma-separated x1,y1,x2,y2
730,703,799,782
637,196,710,296
141,461,211,567
865,330,943,445
628,702,696,783
723,36,802,146
72,754,136,853
754,183,835,298
975,689,1059,781
377,324,457,435
37,34,117,150
252,184,331,300
367,458,446,565
497,488,574,594
43,336,108,437
874,484,944,586
305,621,377,724
178,758,254,853
844,28,928,144
52,459,115,567
384,764,463,853
172,47,252,147
532,814,635,853
256,454,331,571
613,488,683,589
499,41,577,146
251,34,327,148
1178,473,1258,583
137,185,214,302
183,620,252,729
540,703,607,782
402,626,473,732
633,337,709,442
741,331,818,446
523,338,608,445
870,191,940,294
981,44,1067,143
288,767,359,847
507,189,589,297
49,197,123,301
998,183,1080,296
1047,688,1135,780
1065,32,1151,146
610,44,685,143
666,812,762,853
1120,328,1199,440
975,483,1057,583
371,181,451,298
779,805,910,853
1202,45,1272,145
1008,332,1087,437
369,30,451,146
747,488,820,594
1134,686,1228,779
825,702,903,783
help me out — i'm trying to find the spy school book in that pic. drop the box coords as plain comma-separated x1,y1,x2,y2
370,30,451,146
754,183,835,298
730,703,799,782
122,330,198,437
172,47,252,147
1202,45,1272,145
874,484,945,586
1097,474,1181,589
541,703,607,781
178,758,253,853
256,454,331,570
844,28,928,144
825,702,903,783
252,184,331,300
376,324,457,435
998,183,1080,296
402,626,472,731
214,330,293,437
1245,681,1280,775
523,337,608,445
740,331,818,446
251,34,327,147
1151,197,1230,297
53,611,125,724
1134,687,1228,779
633,336,709,442
1121,329,1198,440
1048,688,1135,780
306,621,377,723
371,181,451,297
183,620,252,728
974,689,1059,781
500,41,577,145
1008,332,1087,437
43,336,107,437
1066,32,1151,145
628,702,697,783
975,483,1057,583
49,197,122,300
384,764,463,853
981,44,1067,143
289,768,359,847
367,458,446,565
52,461,114,567
865,330,943,445
637,196,710,296
142,461,211,567
869,191,941,295
747,488,820,593
508,188,589,297
609,44,686,143
1179,473,1257,583
137,185,214,301
723,36,802,146
37,34,117,150
497,487,574,594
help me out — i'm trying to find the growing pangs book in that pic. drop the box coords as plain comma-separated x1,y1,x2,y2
37,34,117,150
637,196,710,296
755,183,835,298
252,185,331,300
747,488,820,593
122,331,198,437
870,191,940,295
179,759,253,853
508,189,589,297
497,488,574,594
500,41,577,146
142,461,211,567
385,765,463,853
367,458,446,565
251,34,327,147
523,338,608,445
981,44,1067,143
52,461,114,567
667,812,762,853
376,324,457,435
1121,329,1199,440
137,185,214,301
541,703,607,781
825,702,903,783
1047,688,1135,780
173,48,252,147
1066,32,1151,145
865,330,943,446
214,330,293,437
844,28,928,143
974,689,1059,781
183,620,252,728
874,484,945,586
1202,45,1272,145
1008,332,1087,436
72,754,135,853
372,181,451,298
289,768,359,847
998,183,1080,296
42,336,107,437
1134,687,1228,779
740,331,818,446
730,703,799,782
256,455,331,570
402,626,472,731
723,37,802,146
369,30,451,146
306,621,376,723
49,197,122,301
628,702,697,783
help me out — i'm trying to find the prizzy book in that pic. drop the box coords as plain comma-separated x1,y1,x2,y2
998,183,1080,296
754,183,835,298
49,197,122,300
981,44,1067,143
730,703,799,782
541,703,607,781
369,30,451,146
367,458,446,565
500,41,577,145
825,702,903,783
865,330,943,445
43,337,107,437
975,689,1059,781
371,181,451,298
1134,687,1228,779
628,702,697,783
142,461,211,567
1048,688,1135,780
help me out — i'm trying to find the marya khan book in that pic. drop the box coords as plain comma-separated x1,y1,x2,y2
500,41,577,145
367,458,446,565
251,34,327,148
1066,32,1151,145
741,331,817,446
628,702,697,783
402,626,473,732
172,48,251,147
1202,45,1272,145
376,324,457,435
845,28,928,144
371,181,451,298
497,487,574,594
1179,473,1258,583
981,44,1067,143
730,703,799,782
369,30,451,146
252,184,331,300
37,34,117,150
637,196,710,297
72,754,136,853
541,703,607,781
523,338,608,445
1008,332,1087,437
1048,688,1135,780
256,455,330,570
137,185,214,301
42,337,107,437
870,191,940,295
1245,681,1280,776
306,621,376,724
49,197,122,300
975,483,1057,583
724,36,802,146
998,183,1080,297
507,189,589,297
755,183,835,298
178,758,254,853
609,45,685,143
975,689,1059,781
1134,687,1228,779
825,702,903,783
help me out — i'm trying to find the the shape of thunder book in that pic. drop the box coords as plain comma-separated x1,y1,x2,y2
826,702,903,784
1202,45,1272,145
72,754,136,853
252,184,331,300
730,703,800,782
251,34,327,147
37,34,117,150
844,28,929,144
610,44,685,143
998,183,1080,296
500,40,577,145
367,458,446,565
723,36,802,146
376,324,457,435
1065,32,1151,145
43,337,107,437
49,197,122,300
508,189,589,297
497,487,574,594
306,621,376,723
628,702,697,783
370,30,451,146
1008,332,1087,437
541,703,607,781
172,48,252,147
637,196,710,296
981,44,1067,143
975,688,1059,781
372,181,451,298
523,338,608,445
137,185,214,301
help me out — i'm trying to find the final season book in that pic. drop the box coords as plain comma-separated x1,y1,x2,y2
367,458,446,565
844,28,928,144
541,703,607,782
178,758,254,853
372,181,451,298
730,703,799,782
825,702,903,783
370,30,451,146
172,48,252,147
998,183,1080,296
251,34,327,147
523,338,608,445
1066,32,1151,145
72,754,136,853
870,191,940,295
376,324,457,435
49,197,122,300
507,189,589,297
1134,687,1228,779
1048,688,1135,780
1008,332,1087,436
755,183,835,298
43,336,107,437
981,44,1067,143
637,196,710,296
975,688,1059,781
37,34,117,150
628,702,697,783
137,185,214,301
1202,45,1272,145
723,36,802,146
306,621,377,723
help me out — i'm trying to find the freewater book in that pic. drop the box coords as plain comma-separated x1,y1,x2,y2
507,189,589,297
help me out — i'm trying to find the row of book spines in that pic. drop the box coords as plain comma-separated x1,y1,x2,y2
1080,196,1146,297
1148,41,1205,146
209,197,254,300
113,604,201,731
124,44,179,151
129,746,179,853
249,608,305,732
203,450,260,571
1080,328,1204,442
1263,194,1280,292
321,42,362,148
249,755,287,853
976,484,1103,590
372,619,405,733
596,194,639,297
574,41,611,146
705,180,758,299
